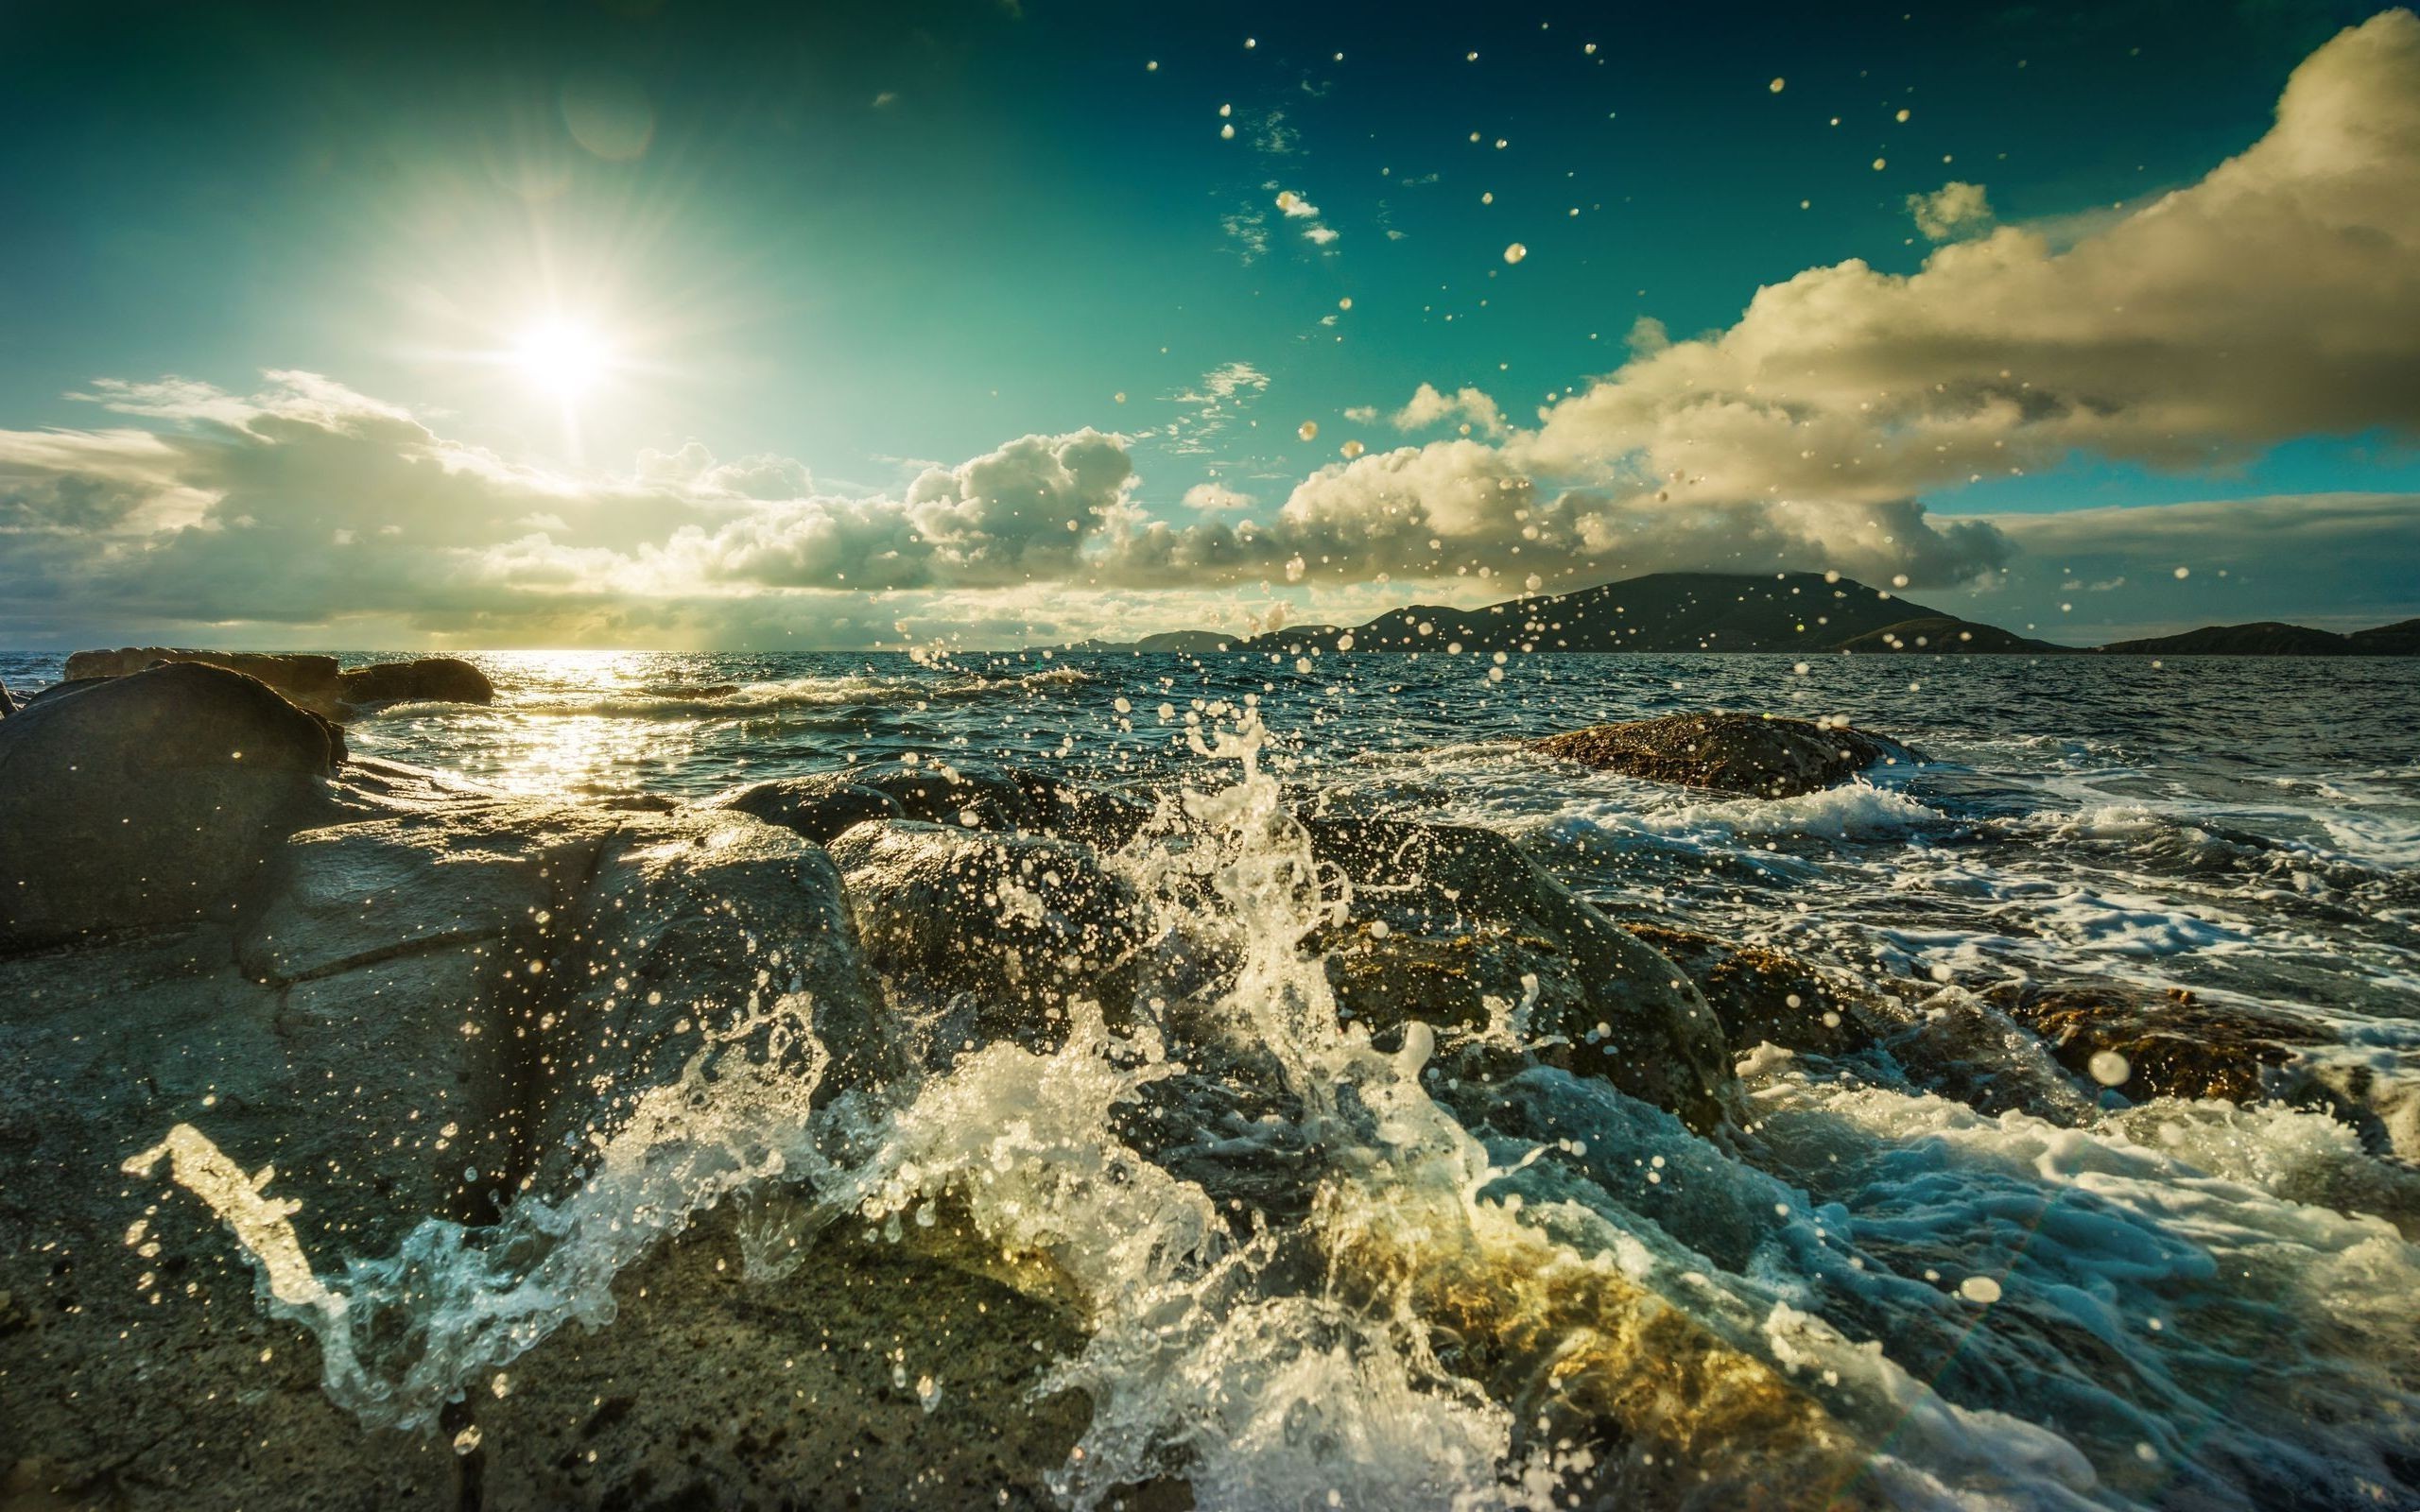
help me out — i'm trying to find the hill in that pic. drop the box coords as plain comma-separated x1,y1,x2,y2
1029,575,2417,659
1239,572,1957,654
2097,621,2403,656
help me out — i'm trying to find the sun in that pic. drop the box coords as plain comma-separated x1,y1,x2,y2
510,318,611,399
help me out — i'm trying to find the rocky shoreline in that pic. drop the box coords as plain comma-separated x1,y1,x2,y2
0,660,2379,1510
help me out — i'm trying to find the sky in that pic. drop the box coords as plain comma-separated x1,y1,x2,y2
1,0,2415,650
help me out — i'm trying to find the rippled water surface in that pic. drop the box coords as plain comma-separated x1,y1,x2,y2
9,646,2419,1509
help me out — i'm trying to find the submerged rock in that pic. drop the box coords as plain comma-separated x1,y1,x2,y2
1990,978,2325,1104
335,656,495,707
827,819,1142,1052
1625,922,1899,1057
1304,816,1732,1129
0,662,346,951
1534,712,1922,798
716,759,1150,849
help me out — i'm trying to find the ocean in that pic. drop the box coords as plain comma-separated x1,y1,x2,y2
7,645,2418,1508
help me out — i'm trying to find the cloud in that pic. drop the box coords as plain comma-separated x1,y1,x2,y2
0,371,1135,644
1182,482,1254,511
1272,187,1339,247
1386,383,1508,438
1524,9,2420,517
1907,180,1994,241
1163,361,1270,455
1220,208,1270,263
1939,491,2420,639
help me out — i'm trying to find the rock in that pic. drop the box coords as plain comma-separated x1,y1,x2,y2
529,810,893,1190
336,656,495,707
1624,923,1898,1057
0,678,15,717
1303,816,1732,1130
472,1199,1105,1511
62,647,344,714
1534,712,1922,799
0,770,912,1507
825,820,1142,1053
715,759,1150,850
1989,979,2324,1104
0,662,345,951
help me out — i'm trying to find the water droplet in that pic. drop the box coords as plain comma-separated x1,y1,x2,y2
1502,243,1528,265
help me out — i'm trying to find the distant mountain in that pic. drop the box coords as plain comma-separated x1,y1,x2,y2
2352,619,2420,654
1238,572,1962,654
1028,575,2417,659
1046,629,1238,653
2099,621,2420,656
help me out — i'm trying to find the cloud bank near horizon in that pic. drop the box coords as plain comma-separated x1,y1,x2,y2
3,12,2416,648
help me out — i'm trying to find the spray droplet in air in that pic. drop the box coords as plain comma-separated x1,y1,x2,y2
1503,243,1528,264
1770,77,1786,93
1959,1276,2003,1304
1298,421,1319,440
1340,438,1365,458
2088,1050,2132,1087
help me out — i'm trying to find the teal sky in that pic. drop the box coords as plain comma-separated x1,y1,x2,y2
2,0,2415,647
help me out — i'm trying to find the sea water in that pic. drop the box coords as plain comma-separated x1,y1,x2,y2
9,646,2417,1509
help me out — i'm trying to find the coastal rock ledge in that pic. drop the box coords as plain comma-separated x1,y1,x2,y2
1534,711,1923,798
0,660,1769,1510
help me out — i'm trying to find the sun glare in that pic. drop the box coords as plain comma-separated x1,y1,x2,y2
511,318,610,399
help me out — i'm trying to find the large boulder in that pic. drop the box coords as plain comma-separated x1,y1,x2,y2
1303,816,1733,1130
0,662,345,951
61,648,344,715
529,810,894,1190
336,656,495,707
716,759,1149,849
1534,712,1922,799
825,819,1142,1054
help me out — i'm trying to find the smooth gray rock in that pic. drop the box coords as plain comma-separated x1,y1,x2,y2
826,819,1143,1053
0,662,344,951
1535,712,1922,799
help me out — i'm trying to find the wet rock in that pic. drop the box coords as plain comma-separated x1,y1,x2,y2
0,926,468,1511
0,678,15,717
1625,923,1899,1057
717,759,1150,850
530,810,893,1189
0,662,346,952
0,768,909,1509
1989,979,2324,1104
336,655,495,707
827,819,1143,1052
62,647,345,715
1303,816,1732,1129
1534,712,1923,799
475,1199,1107,1512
